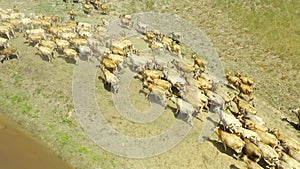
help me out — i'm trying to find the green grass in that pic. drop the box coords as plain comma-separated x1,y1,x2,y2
21,104,32,114
5,93,29,104
214,0,300,68
60,134,71,145
77,145,91,155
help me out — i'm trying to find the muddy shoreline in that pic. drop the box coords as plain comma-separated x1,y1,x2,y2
0,113,72,169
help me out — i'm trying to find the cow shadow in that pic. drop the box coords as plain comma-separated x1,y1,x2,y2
0,54,19,63
0,56,5,63
207,138,236,158
35,53,50,62
147,94,168,107
63,57,76,64
98,75,113,92
257,159,269,169
229,164,240,169
165,104,193,125
137,87,168,107
282,118,300,130
207,116,220,127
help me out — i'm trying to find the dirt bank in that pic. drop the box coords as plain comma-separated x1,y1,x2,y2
0,113,72,169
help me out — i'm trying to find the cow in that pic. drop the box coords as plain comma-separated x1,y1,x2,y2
215,127,245,158
258,142,279,167
243,138,262,162
170,95,198,125
0,46,19,61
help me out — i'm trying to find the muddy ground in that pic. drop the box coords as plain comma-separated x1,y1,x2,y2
0,0,299,169
0,113,72,169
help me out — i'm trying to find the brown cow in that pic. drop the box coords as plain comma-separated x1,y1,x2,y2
0,46,19,61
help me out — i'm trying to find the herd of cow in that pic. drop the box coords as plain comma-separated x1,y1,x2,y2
0,4,112,63
66,0,109,19
0,3,300,169
94,17,300,168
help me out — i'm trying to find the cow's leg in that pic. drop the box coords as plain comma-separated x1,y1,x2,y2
11,29,15,37
16,52,20,59
6,32,10,39
186,113,193,126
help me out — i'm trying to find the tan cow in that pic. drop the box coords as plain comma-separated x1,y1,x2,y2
279,151,300,169
69,9,76,20
26,33,45,45
102,58,117,73
35,40,56,50
0,25,14,39
233,96,256,115
0,46,19,60
236,73,254,86
215,127,245,158
193,75,212,89
233,126,261,145
270,129,300,152
243,138,262,162
161,36,173,51
99,65,119,93
63,48,78,62
258,142,279,167
0,37,10,48
145,83,169,107
287,148,300,163
241,155,263,169
237,82,254,100
145,31,155,42
171,59,195,74
243,118,269,132
191,54,206,71
225,73,240,88
35,45,54,62
252,128,280,148
55,38,70,51
100,3,109,14
153,79,172,92
69,37,87,48
171,41,182,58
106,53,126,69
110,39,133,56
142,69,164,81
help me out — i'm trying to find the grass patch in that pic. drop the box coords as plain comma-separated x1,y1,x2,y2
214,0,300,68
56,133,71,145
22,104,32,114
77,145,91,155
5,93,29,104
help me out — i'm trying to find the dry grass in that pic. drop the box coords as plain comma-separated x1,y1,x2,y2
214,0,300,68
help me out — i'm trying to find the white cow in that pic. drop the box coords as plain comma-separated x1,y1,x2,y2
170,96,198,125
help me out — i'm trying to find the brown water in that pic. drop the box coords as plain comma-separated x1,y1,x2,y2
0,114,72,169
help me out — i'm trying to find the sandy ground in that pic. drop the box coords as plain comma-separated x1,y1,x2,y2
0,0,299,169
